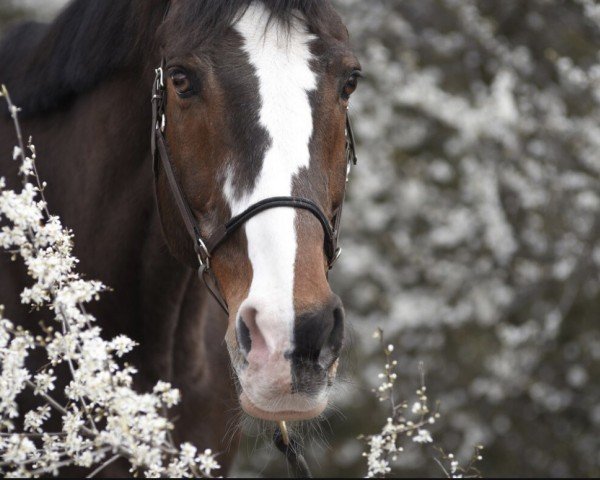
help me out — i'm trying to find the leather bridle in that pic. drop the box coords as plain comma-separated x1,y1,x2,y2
150,61,358,315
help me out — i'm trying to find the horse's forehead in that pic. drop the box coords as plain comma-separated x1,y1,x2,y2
219,4,321,204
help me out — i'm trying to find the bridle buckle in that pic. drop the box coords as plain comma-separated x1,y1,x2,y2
329,247,343,270
196,237,211,272
153,68,167,132
155,67,165,91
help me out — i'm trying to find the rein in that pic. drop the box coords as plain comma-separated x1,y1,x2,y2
150,62,358,316
275,421,313,478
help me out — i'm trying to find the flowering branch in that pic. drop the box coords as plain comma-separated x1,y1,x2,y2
361,328,483,478
0,86,220,478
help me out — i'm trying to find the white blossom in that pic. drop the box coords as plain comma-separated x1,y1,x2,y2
23,405,51,433
0,90,219,478
412,429,433,444
198,449,221,477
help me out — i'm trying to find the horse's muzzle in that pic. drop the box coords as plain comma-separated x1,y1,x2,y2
234,295,345,420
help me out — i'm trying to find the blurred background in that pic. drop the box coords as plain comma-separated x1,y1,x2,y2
2,0,599,477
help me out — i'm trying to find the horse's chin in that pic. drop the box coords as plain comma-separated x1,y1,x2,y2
239,392,327,421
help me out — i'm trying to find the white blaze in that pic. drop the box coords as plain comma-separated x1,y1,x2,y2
225,5,317,355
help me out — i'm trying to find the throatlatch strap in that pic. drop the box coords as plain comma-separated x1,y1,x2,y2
156,133,204,254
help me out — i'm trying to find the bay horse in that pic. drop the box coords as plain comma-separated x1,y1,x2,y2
0,0,360,475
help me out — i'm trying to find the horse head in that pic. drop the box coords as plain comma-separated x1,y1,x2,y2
154,0,361,421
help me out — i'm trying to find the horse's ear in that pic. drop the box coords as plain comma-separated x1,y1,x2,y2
155,170,200,270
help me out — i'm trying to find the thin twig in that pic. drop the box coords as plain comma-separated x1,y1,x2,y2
434,456,451,478
1,85,50,216
0,432,65,438
87,453,122,478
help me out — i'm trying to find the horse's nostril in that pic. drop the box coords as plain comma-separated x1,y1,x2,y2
236,306,269,363
328,304,345,355
318,301,345,369
236,316,252,356
293,295,345,366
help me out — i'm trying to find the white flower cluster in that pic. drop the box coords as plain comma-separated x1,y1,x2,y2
0,87,220,478
436,448,484,479
362,330,482,478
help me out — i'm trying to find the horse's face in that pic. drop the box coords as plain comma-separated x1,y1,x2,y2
157,2,360,421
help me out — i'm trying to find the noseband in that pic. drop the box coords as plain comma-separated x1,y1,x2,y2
151,62,357,314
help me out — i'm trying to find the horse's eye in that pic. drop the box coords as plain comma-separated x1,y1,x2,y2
342,71,361,101
169,69,193,97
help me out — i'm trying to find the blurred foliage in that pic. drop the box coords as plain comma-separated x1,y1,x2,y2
323,0,600,477
2,0,600,478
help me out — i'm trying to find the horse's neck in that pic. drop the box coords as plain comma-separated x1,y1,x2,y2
24,71,204,381
32,70,157,273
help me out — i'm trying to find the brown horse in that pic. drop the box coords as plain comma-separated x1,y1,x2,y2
0,0,360,475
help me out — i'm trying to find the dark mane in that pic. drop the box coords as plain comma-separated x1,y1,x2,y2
0,0,335,117
162,0,336,52
0,0,166,116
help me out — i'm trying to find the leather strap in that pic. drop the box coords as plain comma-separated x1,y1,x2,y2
328,114,358,262
206,196,337,263
152,63,211,264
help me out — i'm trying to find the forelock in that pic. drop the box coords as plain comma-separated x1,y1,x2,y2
160,0,338,52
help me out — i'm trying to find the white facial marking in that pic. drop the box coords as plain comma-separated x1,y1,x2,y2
226,5,316,363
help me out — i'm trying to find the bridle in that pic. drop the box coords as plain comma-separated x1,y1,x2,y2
150,61,358,315
150,7,356,476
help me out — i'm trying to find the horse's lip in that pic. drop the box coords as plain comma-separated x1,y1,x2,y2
240,392,327,421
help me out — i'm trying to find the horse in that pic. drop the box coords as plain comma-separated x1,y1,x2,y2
0,0,360,475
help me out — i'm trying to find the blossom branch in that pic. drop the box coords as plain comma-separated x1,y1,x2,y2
361,330,482,478
0,88,220,478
